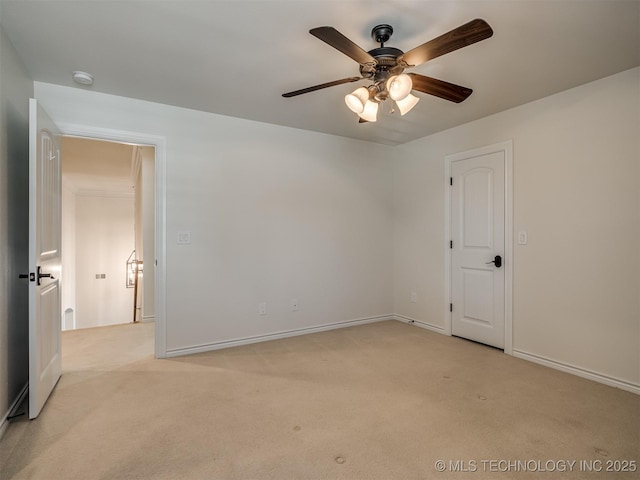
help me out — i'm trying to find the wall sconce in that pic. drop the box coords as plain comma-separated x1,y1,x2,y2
126,250,143,323
126,250,143,288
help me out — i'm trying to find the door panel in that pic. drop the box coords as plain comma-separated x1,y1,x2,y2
451,151,505,348
29,99,62,419
462,169,493,248
38,282,60,372
462,267,494,324
38,132,60,259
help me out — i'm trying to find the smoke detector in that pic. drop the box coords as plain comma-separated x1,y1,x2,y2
72,71,94,86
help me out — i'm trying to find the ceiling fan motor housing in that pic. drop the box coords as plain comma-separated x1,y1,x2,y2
360,24,406,81
360,46,405,81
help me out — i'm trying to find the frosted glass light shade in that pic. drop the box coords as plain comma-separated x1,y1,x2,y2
386,74,413,101
358,100,379,122
344,87,370,114
395,93,420,115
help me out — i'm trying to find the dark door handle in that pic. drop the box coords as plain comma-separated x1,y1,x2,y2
485,255,502,268
36,266,55,285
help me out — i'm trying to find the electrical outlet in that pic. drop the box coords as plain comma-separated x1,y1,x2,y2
411,291,417,303
291,299,299,311
177,231,191,245
259,302,267,315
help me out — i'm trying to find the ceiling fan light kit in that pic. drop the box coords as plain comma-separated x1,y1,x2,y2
395,93,420,116
346,73,416,120
359,99,379,123
345,86,370,114
283,19,494,123
386,73,413,101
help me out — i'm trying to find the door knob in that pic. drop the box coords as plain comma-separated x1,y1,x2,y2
485,255,502,268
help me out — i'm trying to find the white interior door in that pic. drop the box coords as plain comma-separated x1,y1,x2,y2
451,151,505,349
28,98,62,419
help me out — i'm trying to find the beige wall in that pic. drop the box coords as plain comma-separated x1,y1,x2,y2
133,147,143,320
141,146,155,319
75,195,135,328
61,182,77,329
394,67,640,387
132,145,155,321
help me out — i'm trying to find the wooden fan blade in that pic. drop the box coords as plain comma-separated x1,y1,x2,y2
282,77,362,98
310,27,377,66
399,19,493,67
408,74,473,103
358,117,369,123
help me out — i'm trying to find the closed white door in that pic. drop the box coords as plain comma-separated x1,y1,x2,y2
28,99,62,419
450,151,505,349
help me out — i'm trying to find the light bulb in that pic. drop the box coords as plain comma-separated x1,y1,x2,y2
395,93,420,115
386,74,413,101
344,87,369,114
358,100,379,122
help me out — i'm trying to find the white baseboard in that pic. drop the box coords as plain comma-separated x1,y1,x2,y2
393,314,446,334
394,315,639,395
166,314,395,358
513,349,640,395
140,315,155,323
0,383,28,441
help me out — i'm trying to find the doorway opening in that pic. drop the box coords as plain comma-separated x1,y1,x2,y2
60,136,156,332
56,125,166,359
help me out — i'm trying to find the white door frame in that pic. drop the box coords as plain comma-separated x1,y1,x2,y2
58,123,167,358
444,140,513,355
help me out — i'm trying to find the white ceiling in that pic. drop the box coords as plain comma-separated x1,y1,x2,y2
2,1,639,146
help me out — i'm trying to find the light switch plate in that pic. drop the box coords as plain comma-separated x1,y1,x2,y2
518,231,528,245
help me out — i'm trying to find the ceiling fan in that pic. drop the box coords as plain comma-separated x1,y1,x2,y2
282,19,493,122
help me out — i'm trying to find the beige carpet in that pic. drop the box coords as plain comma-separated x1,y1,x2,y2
1,320,638,479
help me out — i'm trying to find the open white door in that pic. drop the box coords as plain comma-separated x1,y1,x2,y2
28,98,62,419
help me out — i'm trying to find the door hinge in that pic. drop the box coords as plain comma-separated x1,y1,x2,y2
450,303,453,312
449,177,453,186
450,240,453,249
